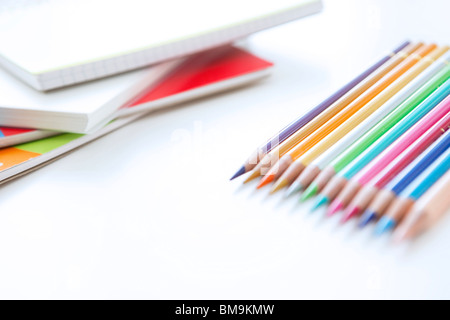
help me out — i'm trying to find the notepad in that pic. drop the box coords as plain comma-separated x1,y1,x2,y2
0,59,182,133
0,46,273,134
0,47,274,179
0,0,322,91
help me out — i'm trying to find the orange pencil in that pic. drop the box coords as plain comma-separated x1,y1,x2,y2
257,43,437,189
270,45,447,193
243,43,422,183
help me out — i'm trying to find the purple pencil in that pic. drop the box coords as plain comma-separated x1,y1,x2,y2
230,40,411,180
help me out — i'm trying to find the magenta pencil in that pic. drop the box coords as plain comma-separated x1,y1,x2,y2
343,112,450,223
331,94,450,218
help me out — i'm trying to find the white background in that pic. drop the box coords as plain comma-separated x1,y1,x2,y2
0,0,449,299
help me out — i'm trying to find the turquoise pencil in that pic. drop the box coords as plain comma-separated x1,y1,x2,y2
359,130,450,226
318,77,450,213
375,147,450,233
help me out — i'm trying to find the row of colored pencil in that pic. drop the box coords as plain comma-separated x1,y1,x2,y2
231,41,450,241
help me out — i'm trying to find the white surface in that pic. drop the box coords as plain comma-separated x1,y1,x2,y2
0,0,449,299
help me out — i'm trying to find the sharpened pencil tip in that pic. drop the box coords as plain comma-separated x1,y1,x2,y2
243,170,261,184
341,206,361,223
393,228,408,243
327,200,343,216
230,166,246,181
301,183,318,202
358,210,377,228
285,182,302,198
375,217,396,235
257,174,275,189
270,178,289,194
311,195,329,212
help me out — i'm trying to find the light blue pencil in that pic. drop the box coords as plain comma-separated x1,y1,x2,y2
375,147,450,233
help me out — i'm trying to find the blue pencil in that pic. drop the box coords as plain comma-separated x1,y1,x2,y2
359,130,450,227
375,147,450,234
339,81,450,181
315,78,450,211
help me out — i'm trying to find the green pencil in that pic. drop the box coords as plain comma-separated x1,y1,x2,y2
316,76,450,212
305,62,450,203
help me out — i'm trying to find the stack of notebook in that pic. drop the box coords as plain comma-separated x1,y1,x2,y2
0,0,322,184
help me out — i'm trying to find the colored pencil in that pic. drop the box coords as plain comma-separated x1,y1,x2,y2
259,44,439,190
394,170,450,241
256,44,434,188
282,48,450,197
290,51,450,199
230,41,412,180
234,39,450,239
342,111,450,223
331,96,450,217
315,76,450,213
359,130,450,226
308,64,450,205
243,43,421,183
376,148,450,234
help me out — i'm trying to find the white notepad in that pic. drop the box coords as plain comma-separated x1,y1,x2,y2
0,0,322,91
0,60,181,133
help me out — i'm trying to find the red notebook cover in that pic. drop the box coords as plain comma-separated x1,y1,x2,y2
0,46,273,146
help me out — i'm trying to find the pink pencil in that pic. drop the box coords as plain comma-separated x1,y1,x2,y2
343,112,450,222
331,94,450,219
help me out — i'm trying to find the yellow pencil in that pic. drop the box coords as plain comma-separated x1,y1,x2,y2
270,45,449,192
243,43,422,183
